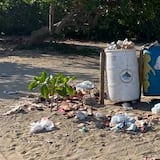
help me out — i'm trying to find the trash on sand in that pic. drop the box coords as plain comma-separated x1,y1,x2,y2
75,111,88,120
135,119,148,133
75,80,95,92
110,113,128,126
30,117,54,134
126,123,137,131
151,103,160,115
2,105,26,116
109,112,152,133
80,126,88,132
110,123,124,132
122,102,133,110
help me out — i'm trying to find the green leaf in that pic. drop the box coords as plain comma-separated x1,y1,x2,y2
34,71,47,83
28,80,39,90
40,71,47,82
40,84,49,99
56,87,67,97
66,85,75,96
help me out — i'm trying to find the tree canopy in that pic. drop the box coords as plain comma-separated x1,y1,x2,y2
0,0,160,42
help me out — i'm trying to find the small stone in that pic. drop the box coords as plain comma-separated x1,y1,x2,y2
27,106,35,111
60,102,71,111
82,94,97,106
77,123,85,128
72,104,79,110
95,122,105,129
66,111,75,118
87,107,93,116
58,107,66,115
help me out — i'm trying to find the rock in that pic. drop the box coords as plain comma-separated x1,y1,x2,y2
66,111,75,118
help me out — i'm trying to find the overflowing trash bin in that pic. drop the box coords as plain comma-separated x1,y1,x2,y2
104,39,140,102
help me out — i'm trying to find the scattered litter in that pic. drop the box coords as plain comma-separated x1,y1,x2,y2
3,90,19,95
75,80,95,92
75,111,88,120
126,123,137,131
30,117,54,134
80,126,88,133
2,105,26,116
106,38,135,50
110,113,128,126
122,102,133,110
110,123,124,132
151,103,160,115
109,112,152,133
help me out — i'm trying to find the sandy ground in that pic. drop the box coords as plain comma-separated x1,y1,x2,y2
0,41,160,160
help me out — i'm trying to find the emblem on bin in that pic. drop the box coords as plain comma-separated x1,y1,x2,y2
120,70,133,83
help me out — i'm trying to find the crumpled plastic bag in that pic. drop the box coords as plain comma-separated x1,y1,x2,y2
30,117,54,134
75,80,95,92
110,113,128,126
151,103,160,115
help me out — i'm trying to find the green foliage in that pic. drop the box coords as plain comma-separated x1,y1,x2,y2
28,71,76,99
1,0,160,41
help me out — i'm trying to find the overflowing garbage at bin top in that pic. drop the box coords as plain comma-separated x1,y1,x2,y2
104,39,140,103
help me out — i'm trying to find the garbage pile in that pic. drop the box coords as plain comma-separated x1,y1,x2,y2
106,38,135,50
96,112,154,133
2,80,160,134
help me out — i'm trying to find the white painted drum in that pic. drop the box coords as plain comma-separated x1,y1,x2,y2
105,49,139,102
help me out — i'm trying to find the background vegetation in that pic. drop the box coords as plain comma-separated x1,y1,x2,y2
0,0,160,42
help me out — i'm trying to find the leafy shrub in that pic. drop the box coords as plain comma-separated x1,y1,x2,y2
28,71,76,99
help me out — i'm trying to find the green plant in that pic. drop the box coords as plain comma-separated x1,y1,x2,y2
28,71,76,99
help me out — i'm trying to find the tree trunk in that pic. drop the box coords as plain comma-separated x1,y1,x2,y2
49,3,55,34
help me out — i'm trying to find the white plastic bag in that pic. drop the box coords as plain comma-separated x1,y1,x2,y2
110,113,128,126
151,103,160,115
75,80,95,92
30,117,54,134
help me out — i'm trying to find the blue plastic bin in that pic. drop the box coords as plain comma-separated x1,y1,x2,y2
143,45,160,95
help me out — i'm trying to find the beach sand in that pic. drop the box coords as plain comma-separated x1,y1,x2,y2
0,41,160,160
